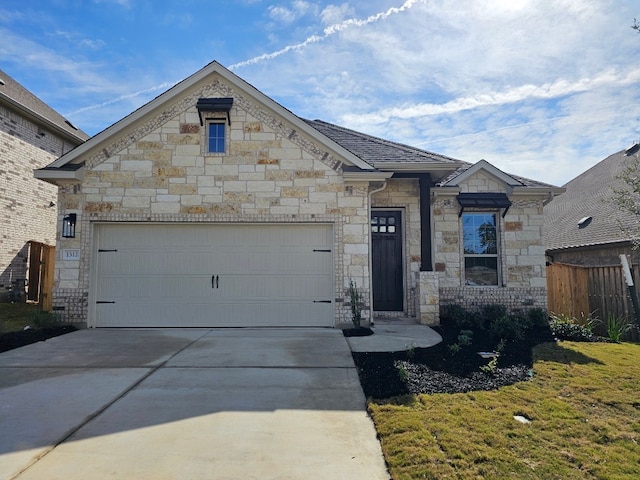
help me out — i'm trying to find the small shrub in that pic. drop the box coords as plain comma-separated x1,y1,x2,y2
441,304,481,330
549,312,599,342
527,308,549,328
480,304,508,328
488,314,526,344
480,355,499,375
397,364,409,382
448,343,462,355
605,313,631,343
457,330,473,346
348,279,362,329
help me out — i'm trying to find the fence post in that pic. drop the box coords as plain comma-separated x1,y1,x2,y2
620,255,640,325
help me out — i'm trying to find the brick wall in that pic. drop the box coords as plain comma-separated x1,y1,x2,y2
0,104,74,299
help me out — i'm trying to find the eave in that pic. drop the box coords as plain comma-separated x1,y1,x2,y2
0,93,86,145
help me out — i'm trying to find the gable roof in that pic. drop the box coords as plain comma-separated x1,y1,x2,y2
39,61,373,175
544,146,639,252
0,69,88,144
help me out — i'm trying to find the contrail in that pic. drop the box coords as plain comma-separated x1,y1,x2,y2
65,82,176,116
65,1,422,117
229,0,423,70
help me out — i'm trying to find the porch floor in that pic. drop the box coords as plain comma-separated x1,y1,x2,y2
347,317,442,353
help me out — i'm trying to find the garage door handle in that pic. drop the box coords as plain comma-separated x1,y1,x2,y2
212,275,219,289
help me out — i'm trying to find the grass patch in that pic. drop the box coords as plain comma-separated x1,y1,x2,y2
369,341,640,479
0,303,47,333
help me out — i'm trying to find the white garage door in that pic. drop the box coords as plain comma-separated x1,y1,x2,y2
93,223,334,327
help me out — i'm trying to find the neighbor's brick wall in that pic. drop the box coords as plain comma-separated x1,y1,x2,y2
53,76,372,326
432,170,548,314
0,103,75,298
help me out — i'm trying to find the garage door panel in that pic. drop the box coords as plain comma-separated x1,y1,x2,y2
94,224,334,327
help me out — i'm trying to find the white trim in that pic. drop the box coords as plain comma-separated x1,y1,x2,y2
443,159,523,187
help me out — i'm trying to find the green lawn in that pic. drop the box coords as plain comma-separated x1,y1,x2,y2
0,302,57,333
369,341,640,480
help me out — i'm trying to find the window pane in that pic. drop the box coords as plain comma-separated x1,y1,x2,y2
380,217,386,225
465,257,498,286
463,213,497,254
388,225,396,233
388,216,395,225
371,216,378,225
371,225,378,232
208,123,225,153
380,226,387,233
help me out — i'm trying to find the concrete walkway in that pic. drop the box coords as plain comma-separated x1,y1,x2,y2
0,328,389,480
347,322,443,352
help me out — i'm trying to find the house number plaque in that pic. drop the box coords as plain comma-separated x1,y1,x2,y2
62,249,80,261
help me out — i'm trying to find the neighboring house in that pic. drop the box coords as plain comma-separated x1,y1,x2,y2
0,69,88,301
544,145,640,266
35,61,562,328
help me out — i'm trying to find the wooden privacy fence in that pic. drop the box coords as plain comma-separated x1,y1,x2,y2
547,262,640,339
26,241,55,311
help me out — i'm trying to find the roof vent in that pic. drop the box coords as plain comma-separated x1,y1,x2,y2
65,119,78,130
578,216,592,229
625,143,640,156
0,78,5,86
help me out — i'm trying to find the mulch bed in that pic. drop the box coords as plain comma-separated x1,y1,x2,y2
0,326,77,353
350,324,556,399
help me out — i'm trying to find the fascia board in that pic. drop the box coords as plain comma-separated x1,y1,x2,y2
374,162,465,172
444,160,523,187
342,170,394,181
34,168,83,184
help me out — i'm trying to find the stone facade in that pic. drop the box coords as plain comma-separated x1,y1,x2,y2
43,64,556,327
52,76,372,326
0,103,77,300
431,171,548,314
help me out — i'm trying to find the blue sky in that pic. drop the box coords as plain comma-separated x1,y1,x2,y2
2,0,640,186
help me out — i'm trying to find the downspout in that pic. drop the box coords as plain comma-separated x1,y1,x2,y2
367,181,388,326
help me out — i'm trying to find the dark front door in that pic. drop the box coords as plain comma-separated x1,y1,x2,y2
371,211,403,311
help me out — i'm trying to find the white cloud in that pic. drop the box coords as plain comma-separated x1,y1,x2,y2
268,1,316,24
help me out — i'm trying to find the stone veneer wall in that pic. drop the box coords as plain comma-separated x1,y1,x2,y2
432,171,548,314
0,103,77,299
371,178,421,317
52,77,372,326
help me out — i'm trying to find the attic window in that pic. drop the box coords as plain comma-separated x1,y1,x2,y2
457,193,512,218
196,97,233,126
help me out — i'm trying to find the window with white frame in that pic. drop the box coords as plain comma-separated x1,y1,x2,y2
462,212,499,286
207,121,226,153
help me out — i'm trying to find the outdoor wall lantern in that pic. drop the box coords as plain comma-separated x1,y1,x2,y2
62,213,77,238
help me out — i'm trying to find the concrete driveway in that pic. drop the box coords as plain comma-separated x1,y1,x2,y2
0,328,389,480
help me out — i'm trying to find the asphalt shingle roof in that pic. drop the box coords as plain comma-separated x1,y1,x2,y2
0,69,88,142
304,119,464,167
544,147,640,251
